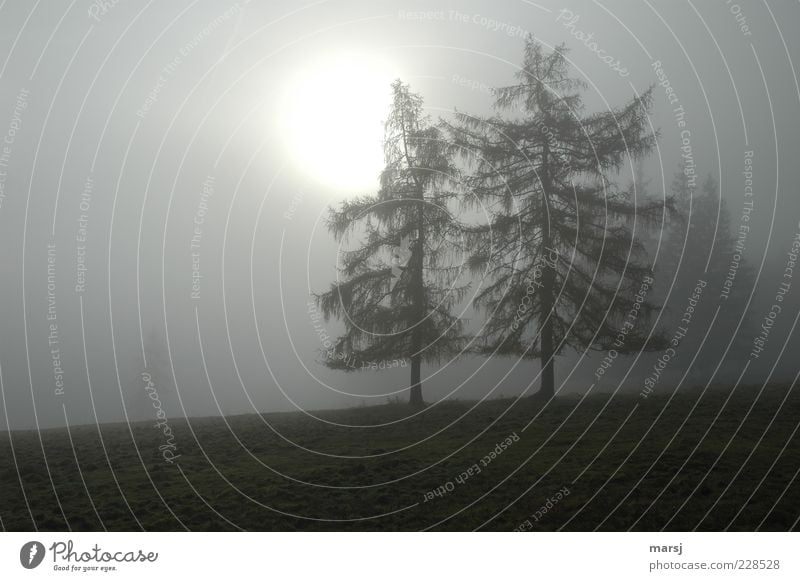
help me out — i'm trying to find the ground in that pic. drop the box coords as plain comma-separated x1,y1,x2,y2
1,384,798,531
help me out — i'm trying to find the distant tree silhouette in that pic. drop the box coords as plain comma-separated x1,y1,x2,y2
657,171,757,378
144,328,174,392
128,328,174,421
445,39,669,398
315,80,468,406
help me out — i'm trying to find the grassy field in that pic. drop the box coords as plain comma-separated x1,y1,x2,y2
1,384,798,531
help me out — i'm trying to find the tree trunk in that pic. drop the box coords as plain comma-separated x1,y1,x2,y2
539,313,555,399
399,104,427,407
409,356,423,406
409,205,426,406
538,141,556,400
538,244,556,398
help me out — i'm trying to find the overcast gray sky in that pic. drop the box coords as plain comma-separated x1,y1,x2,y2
1,0,799,429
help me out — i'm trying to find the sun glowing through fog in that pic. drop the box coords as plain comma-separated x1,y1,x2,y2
280,52,399,193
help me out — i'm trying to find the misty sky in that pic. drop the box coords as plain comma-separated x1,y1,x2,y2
1,0,799,429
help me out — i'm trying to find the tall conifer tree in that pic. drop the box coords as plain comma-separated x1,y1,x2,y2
446,40,668,398
316,81,468,406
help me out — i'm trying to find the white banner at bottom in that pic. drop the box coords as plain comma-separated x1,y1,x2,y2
1,532,797,580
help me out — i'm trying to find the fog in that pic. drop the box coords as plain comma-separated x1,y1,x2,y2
1,0,799,430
